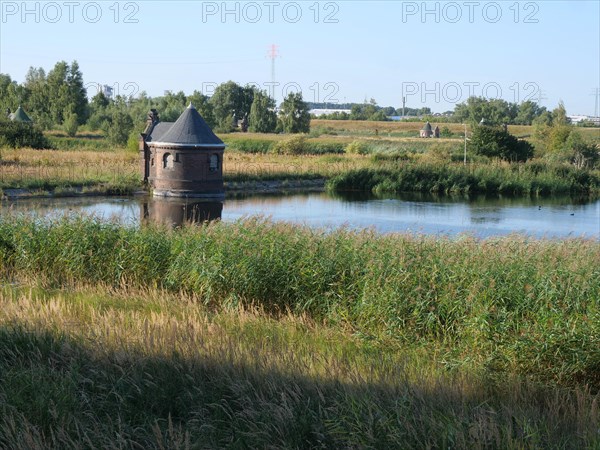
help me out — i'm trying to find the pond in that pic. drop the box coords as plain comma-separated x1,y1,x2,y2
1,192,599,239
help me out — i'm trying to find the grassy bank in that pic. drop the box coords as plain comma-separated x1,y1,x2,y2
2,128,599,198
0,217,598,447
0,285,597,449
327,161,600,196
0,217,598,387
0,147,140,195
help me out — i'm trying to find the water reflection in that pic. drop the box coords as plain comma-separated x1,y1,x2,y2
1,192,598,239
141,198,222,228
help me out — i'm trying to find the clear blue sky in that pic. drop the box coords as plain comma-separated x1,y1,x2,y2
1,1,599,114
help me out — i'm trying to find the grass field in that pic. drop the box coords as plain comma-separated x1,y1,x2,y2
0,216,598,448
1,122,598,197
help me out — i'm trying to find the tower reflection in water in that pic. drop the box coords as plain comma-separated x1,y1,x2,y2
141,198,222,228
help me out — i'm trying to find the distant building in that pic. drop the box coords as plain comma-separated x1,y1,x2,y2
433,125,440,138
309,108,352,117
102,85,114,99
420,121,433,138
568,115,600,126
8,106,32,123
140,104,225,199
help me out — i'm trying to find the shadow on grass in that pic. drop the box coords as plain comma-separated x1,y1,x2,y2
0,324,598,449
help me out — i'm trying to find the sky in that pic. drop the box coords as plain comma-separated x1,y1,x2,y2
1,0,599,114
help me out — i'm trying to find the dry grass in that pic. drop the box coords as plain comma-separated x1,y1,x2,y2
0,147,139,193
0,284,598,449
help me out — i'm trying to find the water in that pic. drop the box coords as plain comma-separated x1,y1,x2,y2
1,192,599,239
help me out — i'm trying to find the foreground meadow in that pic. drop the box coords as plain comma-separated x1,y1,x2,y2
0,217,598,448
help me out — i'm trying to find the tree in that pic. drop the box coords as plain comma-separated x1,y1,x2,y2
514,100,546,125
468,125,533,161
552,101,568,126
278,92,310,133
90,91,110,111
63,112,79,137
187,90,216,128
66,61,88,123
454,97,513,126
42,60,88,126
107,110,134,146
22,67,52,128
0,119,52,149
249,90,277,133
210,81,252,131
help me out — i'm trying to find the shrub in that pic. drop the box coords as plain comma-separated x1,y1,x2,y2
63,113,79,137
0,120,52,149
468,125,534,162
271,135,308,155
345,140,371,155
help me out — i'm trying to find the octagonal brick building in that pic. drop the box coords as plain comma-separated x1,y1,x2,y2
140,104,225,199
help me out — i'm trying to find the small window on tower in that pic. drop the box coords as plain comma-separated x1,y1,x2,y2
209,154,219,172
163,153,174,169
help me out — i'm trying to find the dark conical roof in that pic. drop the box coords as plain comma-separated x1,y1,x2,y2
11,106,32,123
422,121,432,132
153,103,224,148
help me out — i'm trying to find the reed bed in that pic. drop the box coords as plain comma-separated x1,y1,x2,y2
0,216,598,447
0,216,598,387
327,161,600,196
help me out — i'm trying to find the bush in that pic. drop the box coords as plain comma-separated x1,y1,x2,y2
345,140,371,155
271,135,308,155
0,120,53,149
107,111,134,146
127,129,141,153
468,125,533,162
63,113,79,137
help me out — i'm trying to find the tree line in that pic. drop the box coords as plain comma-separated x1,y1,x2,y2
312,96,565,127
0,61,311,145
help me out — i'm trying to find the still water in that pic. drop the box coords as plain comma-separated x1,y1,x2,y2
1,192,599,239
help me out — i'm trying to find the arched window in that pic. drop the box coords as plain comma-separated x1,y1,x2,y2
163,153,173,169
209,154,219,172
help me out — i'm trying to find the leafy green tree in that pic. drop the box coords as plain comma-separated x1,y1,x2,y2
514,100,546,125
0,74,28,116
454,97,513,126
278,92,310,133
63,112,79,137
468,125,533,161
369,110,388,121
22,67,52,128
564,131,599,168
350,103,378,120
187,90,216,128
66,61,88,123
552,101,568,126
42,60,88,126
210,81,248,131
249,90,277,133
91,91,110,111
107,110,134,146
0,119,52,149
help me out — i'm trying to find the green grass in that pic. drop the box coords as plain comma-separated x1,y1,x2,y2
0,216,598,387
0,217,598,447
